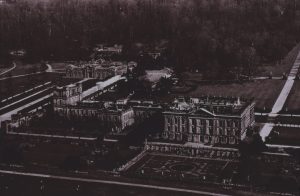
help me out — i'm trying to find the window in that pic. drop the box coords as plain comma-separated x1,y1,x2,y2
196,126,200,134
231,129,235,136
227,128,231,135
209,127,213,135
209,120,213,126
201,119,205,125
174,117,178,124
214,136,219,143
229,137,235,144
227,120,232,127
200,127,205,135
169,133,175,140
205,120,209,126
204,135,209,143
182,118,186,124
219,120,224,127
221,137,227,144
188,134,193,142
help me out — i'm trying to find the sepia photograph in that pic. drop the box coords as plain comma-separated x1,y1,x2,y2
0,0,300,195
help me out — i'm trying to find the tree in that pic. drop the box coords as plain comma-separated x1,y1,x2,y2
155,77,173,94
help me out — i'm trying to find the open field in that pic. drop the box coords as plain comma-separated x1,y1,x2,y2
0,67,11,75
266,126,300,146
181,72,203,83
23,143,85,167
0,61,46,78
282,81,300,113
0,135,88,165
185,80,285,112
0,171,220,196
49,62,71,72
274,115,300,124
126,153,299,195
0,73,57,100
256,43,300,77
0,73,78,100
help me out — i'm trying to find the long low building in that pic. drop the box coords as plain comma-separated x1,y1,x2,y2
65,61,136,80
53,76,125,106
52,74,164,135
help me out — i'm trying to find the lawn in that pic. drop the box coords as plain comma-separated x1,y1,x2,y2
0,173,201,196
0,72,72,100
49,62,71,72
0,61,47,77
283,81,300,113
181,72,203,82
256,43,300,77
0,68,9,75
23,143,85,166
0,64,12,74
185,80,285,112
266,126,300,146
274,115,300,124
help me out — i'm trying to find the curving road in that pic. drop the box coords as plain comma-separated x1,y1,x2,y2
0,62,16,76
45,63,53,72
0,62,57,81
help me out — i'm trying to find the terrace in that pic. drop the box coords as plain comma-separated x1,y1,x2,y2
125,152,300,195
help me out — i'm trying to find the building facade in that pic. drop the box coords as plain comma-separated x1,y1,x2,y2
53,102,135,134
53,80,84,106
162,97,255,145
65,61,136,80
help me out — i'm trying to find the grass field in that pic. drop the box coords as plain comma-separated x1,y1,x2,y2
185,80,285,112
49,62,71,72
23,143,85,167
0,61,47,78
256,43,300,77
0,72,74,100
266,126,300,146
274,115,300,124
0,66,12,75
283,81,300,113
0,173,201,196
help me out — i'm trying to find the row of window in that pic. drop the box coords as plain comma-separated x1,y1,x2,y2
189,127,239,136
166,116,240,128
187,135,237,144
163,132,238,144
165,125,239,136
67,69,114,79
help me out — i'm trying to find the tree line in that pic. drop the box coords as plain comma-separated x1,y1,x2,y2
0,0,300,79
